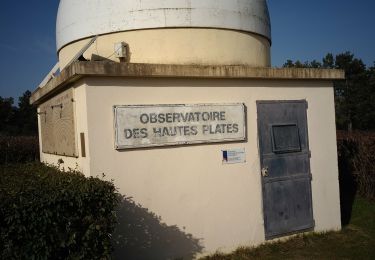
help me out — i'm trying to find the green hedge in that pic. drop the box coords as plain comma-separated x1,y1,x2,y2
0,163,120,259
337,131,375,200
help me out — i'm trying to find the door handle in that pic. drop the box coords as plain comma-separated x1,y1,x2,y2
262,167,269,177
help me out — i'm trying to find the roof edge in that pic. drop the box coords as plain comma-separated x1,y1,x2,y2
30,61,345,105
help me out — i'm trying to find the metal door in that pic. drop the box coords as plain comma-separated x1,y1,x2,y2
257,100,314,239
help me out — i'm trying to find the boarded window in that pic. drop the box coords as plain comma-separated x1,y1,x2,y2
39,88,77,157
271,124,301,153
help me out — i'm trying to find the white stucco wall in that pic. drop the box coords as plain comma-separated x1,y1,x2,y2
72,77,341,257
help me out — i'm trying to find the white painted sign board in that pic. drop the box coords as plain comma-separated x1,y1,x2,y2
114,104,246,149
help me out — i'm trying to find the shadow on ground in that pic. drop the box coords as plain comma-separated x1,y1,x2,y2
112,196,203,260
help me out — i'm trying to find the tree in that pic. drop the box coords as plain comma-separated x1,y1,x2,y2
0,91,38,136
0,97,16,136
333,52,368,130
283,52,375,131
283,59,322,69
322,53,334,69
15,90,38,135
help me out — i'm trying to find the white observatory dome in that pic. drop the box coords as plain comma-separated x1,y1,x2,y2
56,0,272,68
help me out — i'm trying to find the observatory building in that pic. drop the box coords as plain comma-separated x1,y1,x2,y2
31,0,344,258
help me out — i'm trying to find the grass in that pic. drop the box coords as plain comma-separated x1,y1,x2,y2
201,197,375,260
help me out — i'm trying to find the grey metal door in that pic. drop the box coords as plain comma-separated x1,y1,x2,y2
257,100,314,239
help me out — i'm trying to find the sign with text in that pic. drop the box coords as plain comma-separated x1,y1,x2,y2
114,104,246,149
222,148,246,164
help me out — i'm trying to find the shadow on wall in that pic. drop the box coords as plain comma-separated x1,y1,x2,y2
338,140,358,226
112,196,203,260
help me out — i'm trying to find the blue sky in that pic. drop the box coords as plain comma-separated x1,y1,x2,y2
0,0,374,99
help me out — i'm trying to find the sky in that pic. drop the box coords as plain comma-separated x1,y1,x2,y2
0,0,374,99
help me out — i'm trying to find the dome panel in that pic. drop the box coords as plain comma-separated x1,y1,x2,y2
56,0,271,51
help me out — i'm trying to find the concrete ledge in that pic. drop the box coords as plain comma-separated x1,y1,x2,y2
30,61,345,105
